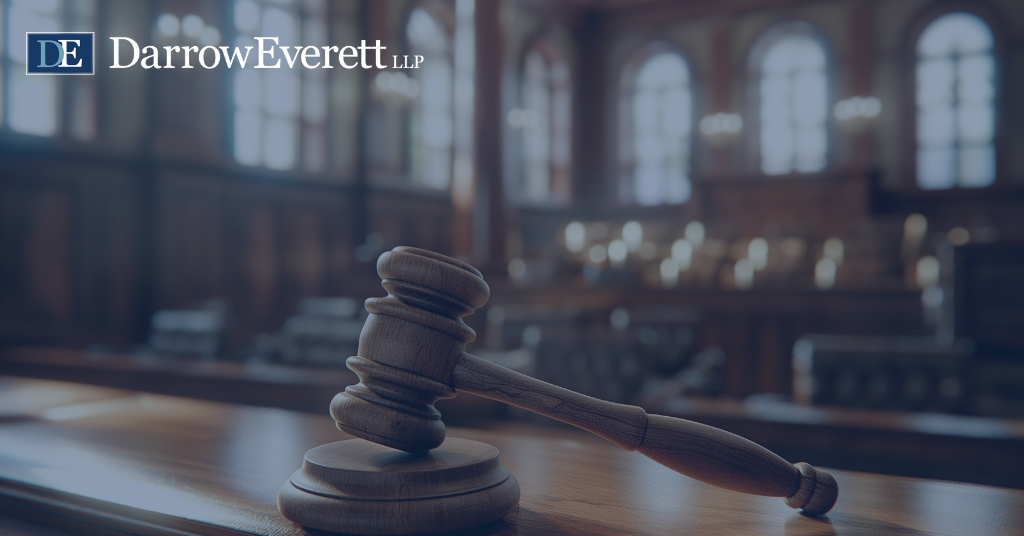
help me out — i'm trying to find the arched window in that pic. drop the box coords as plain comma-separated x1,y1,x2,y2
233,0,329,172
518,41,571,204
619,50,693,206
406,8,453,190
752,23,829,175
915,12,996,190
3,0,97,139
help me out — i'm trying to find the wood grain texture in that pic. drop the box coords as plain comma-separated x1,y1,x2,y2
278,437,520,534
335,247,836,514
454,353,836,513
1,377,1023,536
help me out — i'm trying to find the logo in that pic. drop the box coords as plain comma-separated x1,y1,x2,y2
26,32,94,75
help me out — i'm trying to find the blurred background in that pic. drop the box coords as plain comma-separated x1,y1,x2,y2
1,0,1023,488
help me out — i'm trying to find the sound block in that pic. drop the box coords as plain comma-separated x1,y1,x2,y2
278,437,520,535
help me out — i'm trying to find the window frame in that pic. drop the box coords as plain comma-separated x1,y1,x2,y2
0,0,99,142
615,41,700,207
400,1,455,192
744,20,835,178
511,34,573,207
900,1,1005,193
227,0,331,175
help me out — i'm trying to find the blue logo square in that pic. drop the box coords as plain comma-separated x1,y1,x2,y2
26,32,94,75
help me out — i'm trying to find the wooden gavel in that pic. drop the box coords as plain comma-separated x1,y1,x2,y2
332,246,838,515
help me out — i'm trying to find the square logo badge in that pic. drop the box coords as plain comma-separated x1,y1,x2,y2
26,32,95,75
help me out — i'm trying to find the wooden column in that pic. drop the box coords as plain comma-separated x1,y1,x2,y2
575,11,606,204
453,0,505,270
848,0,875,168
354,0,387,250
710,18,733,176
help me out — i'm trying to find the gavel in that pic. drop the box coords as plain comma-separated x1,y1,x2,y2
332,246,838,516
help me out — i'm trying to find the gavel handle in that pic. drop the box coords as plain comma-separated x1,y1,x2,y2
451,352,838,515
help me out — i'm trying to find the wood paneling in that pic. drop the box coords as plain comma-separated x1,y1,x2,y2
1,376,1023,536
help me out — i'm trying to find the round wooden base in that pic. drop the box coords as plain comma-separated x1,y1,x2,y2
278,437,520,535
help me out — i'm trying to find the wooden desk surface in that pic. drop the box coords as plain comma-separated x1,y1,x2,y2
1,377,1022,536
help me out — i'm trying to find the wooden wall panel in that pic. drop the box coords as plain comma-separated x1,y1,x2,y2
368,191,453,256
156,172,356,345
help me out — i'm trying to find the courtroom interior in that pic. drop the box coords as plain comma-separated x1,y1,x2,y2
1,0,1023,534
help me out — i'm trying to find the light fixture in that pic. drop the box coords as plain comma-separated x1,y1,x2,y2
564,221,586,253
833,96,881,134
373,71,420,104
157,14,180,37
699,113,743,147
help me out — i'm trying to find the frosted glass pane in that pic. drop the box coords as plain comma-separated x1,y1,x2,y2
235,0,259,32
664,172,691,205
10,6,60,61
917,147,956,190
407,8,447,52
303,19,327,47
959,145,995,187
793,71,827,125
917,109,955,145
302,77,327,123
915,12,996,189
408,8,453,189
626,52,692,204
262,7,296,45
637,53,688,87
634,165,662,206
9,73,58,136
957,104,993,143
234,69,261,110
958,55,994,102
264,117,296,169
795,125,827,172
661,89,690,137
264,70,299,117
916,59,954,108
918,13,993,57
420,110,453,147
759,32,828,175
234,111,262,165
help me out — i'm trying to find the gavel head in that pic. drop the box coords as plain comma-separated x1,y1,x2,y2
330,247,490,454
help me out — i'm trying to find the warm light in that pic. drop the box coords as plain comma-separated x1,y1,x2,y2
684,221,705,248
508,258,527,281
916,256,940,288
947,227,970,246
374,71,420,100
748,238,769,271
833,96,882,121
671,239,693,271
660,258,680,288
199,26,221,46
699,113,743,147
622,221,643,249
565,221,586,253
904,213,928,238
815,258,837,289
734,259,754,289
608,239,628,267
157,13,180,36
823,237,844,264
182,14,204,38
